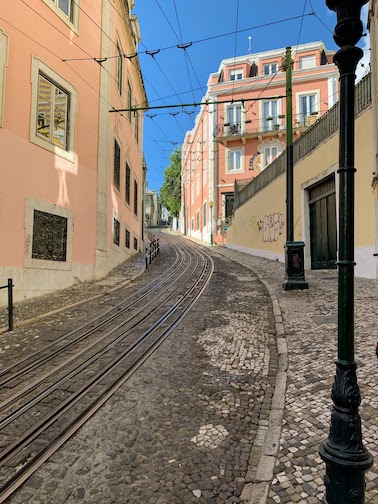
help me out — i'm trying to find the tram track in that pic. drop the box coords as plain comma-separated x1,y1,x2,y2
0,235,214,502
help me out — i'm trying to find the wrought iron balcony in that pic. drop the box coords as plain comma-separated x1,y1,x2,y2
213,114,320,142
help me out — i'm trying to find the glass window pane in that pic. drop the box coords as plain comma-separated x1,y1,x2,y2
37,76,52,139
58,0,70,16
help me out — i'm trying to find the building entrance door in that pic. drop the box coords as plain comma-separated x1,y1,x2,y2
309,176,337,269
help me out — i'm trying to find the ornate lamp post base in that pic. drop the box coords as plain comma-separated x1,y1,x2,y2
283,241,308,291
319,361,373,503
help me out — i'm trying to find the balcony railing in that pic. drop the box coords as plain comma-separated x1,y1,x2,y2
213,113,320,140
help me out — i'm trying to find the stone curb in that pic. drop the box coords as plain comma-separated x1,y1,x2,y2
210,249,288,504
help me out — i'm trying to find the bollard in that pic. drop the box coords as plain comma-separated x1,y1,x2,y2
145,247,148,269
149,243,152,264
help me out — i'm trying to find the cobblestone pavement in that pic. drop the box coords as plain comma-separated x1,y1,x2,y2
217,247,378,504
1,236,377,503
2,238,277,503
0,252,146,333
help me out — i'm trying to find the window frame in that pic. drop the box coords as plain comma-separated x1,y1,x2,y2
227,148,244,174
261,99,281,131
113,138,121,192
134,178,138,217
226,102,244,134
30,57,77,162
263,62,277,75
0,29,8,128
116,38,124,97
296,89,320,126
196,210,200,230
41,0,79,34
203,160,207,185
113,217,121,246
125,162,131,206
125,228,131,249
127,80,132,122
229,68,243,81
203,202,207,227
298,54,316,70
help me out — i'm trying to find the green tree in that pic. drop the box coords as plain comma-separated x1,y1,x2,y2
160,146,182,217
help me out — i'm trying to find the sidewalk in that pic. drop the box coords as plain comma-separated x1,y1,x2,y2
216,246,378,504
0,252,146,333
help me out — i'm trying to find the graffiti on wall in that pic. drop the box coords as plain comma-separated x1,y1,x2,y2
257,213,284,242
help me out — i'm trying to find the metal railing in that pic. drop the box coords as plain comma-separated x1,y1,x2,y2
0,279,13,331
213,113,320,140
235,72,371,210
145,238,160,269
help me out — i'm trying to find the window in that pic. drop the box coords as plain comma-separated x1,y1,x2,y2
42,0,78,31
50,0,74,20
263,63,277,75
203,202,207,227
228,149,243,173
230,68,243,80
191,217,194,230
127,80,132,122
114,139,121,190
134,179,138,216
113,218,120,246
125,163,131,205
116,40,123,96
196,210,200,230
262,100,278,131
196,173,200,196
299,94,317,125
125,228,130,248
32,210,67,261
36,73,69,150
263,145,279,168
134,236,138,250
299,55,316,69
134,112,139,143
227,104,242,134
30,58,77,160
0,30,8,128
203,160,207,185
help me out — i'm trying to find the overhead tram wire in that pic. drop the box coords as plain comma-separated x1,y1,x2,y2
109,94,287,114
154,0,195,132
154,0,202,132
61,12,316,63
295,0,308,56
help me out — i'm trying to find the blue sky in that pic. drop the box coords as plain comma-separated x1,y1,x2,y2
135,1,369,193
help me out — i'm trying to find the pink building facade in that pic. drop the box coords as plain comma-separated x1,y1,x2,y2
0,0,147,306
181,42,338,244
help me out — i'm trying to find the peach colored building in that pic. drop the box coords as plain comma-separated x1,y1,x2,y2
181,41,338,244
0,0,147,306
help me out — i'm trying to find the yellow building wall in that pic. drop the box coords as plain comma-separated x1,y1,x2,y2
227,107,377,278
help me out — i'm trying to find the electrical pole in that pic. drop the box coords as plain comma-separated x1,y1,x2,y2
283,46,308,290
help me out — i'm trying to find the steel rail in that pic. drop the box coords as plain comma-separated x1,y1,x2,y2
0,244,200,424
0,240,184,382
0,242,213,502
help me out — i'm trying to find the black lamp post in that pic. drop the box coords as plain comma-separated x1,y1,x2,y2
319,2,373,503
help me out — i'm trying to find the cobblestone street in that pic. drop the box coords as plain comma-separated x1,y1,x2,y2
0,234,376,503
